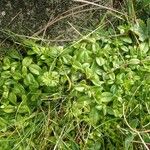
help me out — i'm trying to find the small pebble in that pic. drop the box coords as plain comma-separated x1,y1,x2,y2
1,11,6,16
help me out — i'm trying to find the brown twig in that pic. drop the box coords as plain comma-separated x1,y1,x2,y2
74,0,126,16
33,7,103,36
7,11,22,26
32,0,116,36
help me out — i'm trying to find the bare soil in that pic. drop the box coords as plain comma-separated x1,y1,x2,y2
0,0,112,43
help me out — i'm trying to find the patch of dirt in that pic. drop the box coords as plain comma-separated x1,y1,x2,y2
0,0,113,43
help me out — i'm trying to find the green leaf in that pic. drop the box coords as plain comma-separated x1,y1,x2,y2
130,118,139,128
96,57,105,66
1,105,16,113
41,71,59,86
129,59,140,65
79,50,91,63
121,46,129,52
125,134,134,150
139,42,149,54
31,90,41,101
29,81,39,90
12,72,22,80
75,86,85,92
130,20,149,41
2,89,9,99
3,57,10,70
9,92,17,104
85,68,93,78
22,57,32,67
22,94,28,102
13,83,25,95
9,50,21,60
0,78,5,87
91,78,103,86
23,40,42,54
0,117,7,132
18,105,30,113
95,105,103,110
72,61,83,71
61,55,72,64
22,66,28,76
113,109,122,117
109,72,115,80
101,92,113,102
11,62,19,72
121,37,132,44
92,42,100,53
1,71,11,79
27,49,36,55
89,108,99,125
29,64,41,75
24,73,35,85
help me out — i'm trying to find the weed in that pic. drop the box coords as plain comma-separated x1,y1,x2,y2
0,1,150,149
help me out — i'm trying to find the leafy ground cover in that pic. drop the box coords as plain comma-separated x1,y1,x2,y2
0,18,150,150
0,1,150,150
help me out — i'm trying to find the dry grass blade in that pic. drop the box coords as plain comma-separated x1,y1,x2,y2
33,8,103,36
74,0,126,16
67,21,83,36
123,103,150,150
32,0,113,37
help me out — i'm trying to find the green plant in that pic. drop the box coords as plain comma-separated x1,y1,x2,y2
0,19,150,150
135,0,150,21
